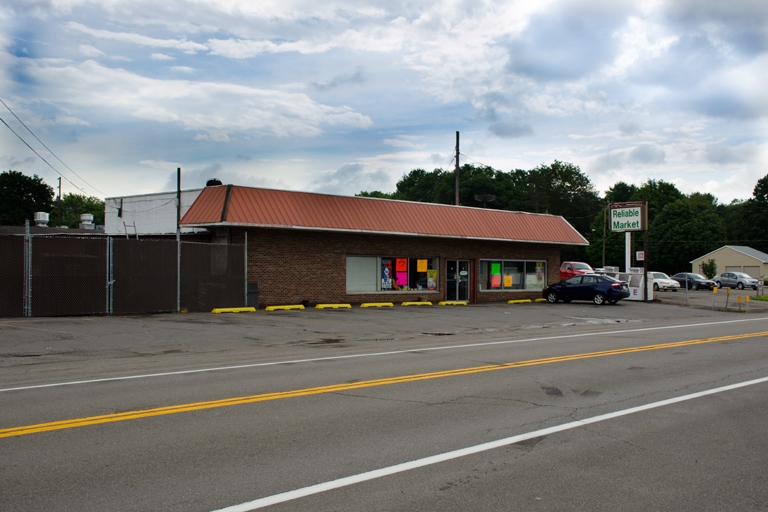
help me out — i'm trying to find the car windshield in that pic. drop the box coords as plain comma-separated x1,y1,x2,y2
734,273,750,278
602,275,619,283
573,263,592,270
690,274,706,280
652,273,669,279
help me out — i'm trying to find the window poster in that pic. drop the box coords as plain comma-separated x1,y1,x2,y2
417,259,428,272
504,275,513,287
395,272,408,287
382,259,393,290
427,269,438,290
396,258,408,271
491,262,502,288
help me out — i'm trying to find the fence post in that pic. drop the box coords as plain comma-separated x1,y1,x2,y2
244,231,248,307
107,237,114,315
177,231,181,313
23,220,31,317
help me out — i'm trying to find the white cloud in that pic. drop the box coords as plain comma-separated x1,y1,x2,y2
1,0,766,204
170,66,196,73
79,44,104,57
20,58,372,138
383,135,424,148
66,21,209,54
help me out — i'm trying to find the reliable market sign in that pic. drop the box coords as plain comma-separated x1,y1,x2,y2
609,201,647,232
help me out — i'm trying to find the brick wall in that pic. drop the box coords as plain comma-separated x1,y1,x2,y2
233,228,561,306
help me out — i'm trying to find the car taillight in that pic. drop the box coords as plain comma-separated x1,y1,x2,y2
611,283,622,289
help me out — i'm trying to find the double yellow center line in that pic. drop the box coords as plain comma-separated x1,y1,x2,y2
2,331,766,439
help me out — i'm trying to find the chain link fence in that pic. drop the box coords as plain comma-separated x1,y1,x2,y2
0,235,24,317
0,234,246,317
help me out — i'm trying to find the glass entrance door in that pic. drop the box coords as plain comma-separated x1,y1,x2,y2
446,259,470,301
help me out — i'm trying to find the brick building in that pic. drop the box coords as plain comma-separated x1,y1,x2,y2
180,184,588,307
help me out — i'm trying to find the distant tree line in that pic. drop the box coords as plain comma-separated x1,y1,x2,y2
359,162,768,276
0,170,105,228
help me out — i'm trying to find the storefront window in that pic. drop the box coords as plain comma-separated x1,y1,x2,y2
347,256,438,293
479,259,546,291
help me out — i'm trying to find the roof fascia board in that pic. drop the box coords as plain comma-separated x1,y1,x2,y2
181,222,588,246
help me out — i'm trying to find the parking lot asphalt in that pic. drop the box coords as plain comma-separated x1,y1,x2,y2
652,286,768,312
2,289,767,378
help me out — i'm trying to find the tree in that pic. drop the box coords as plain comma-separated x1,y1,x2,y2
605,181,638,203
50,193,105,228
719,173,768,254
0,170,54,226
356,191,395,199
523,161,601,262
648,198,726,275
701,259,717,279
631,179,685,225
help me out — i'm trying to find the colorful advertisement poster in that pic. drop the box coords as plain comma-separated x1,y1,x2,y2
491,262,501,288
396,258,408,271
417,259,428,272
427,270,437,290
381,259,393,290
504,275,513,287
395,272,408,287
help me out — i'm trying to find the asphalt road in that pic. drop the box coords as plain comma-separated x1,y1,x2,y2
2,298,768,511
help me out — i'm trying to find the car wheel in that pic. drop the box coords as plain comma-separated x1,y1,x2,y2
653,283,659,291
737,282,744,290
691,283,698,290
715,281,721,288
672,288,677,292
546,291,558,303
593,293,606,305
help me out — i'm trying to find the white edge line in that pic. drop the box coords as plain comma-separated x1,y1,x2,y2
212,375,768,511
2,316,767,393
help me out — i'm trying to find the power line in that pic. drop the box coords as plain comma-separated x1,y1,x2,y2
0,116,90,195
0,97,106,197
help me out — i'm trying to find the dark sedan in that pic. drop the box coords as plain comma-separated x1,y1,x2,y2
543,274,630,305
671,273,716,290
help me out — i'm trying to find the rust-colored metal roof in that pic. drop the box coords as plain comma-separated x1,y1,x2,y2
180,185,588,246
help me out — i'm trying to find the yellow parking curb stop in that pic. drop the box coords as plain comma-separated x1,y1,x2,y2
211,307,256,314
265,305,305,312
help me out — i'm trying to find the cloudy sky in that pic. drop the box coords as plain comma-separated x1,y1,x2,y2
1,0,767,203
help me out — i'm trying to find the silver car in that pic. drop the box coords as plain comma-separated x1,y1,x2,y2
714,271,759,290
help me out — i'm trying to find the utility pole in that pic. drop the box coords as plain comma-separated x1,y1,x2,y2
602,205,606,269
176,167,181,232
455,131,460,206
57,177,62,227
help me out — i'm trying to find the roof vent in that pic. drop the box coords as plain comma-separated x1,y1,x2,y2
79,213,95,230
206,178,223,187
34,212,49,227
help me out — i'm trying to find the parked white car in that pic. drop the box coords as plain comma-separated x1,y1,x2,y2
649,271,680,292
713,272,759,290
